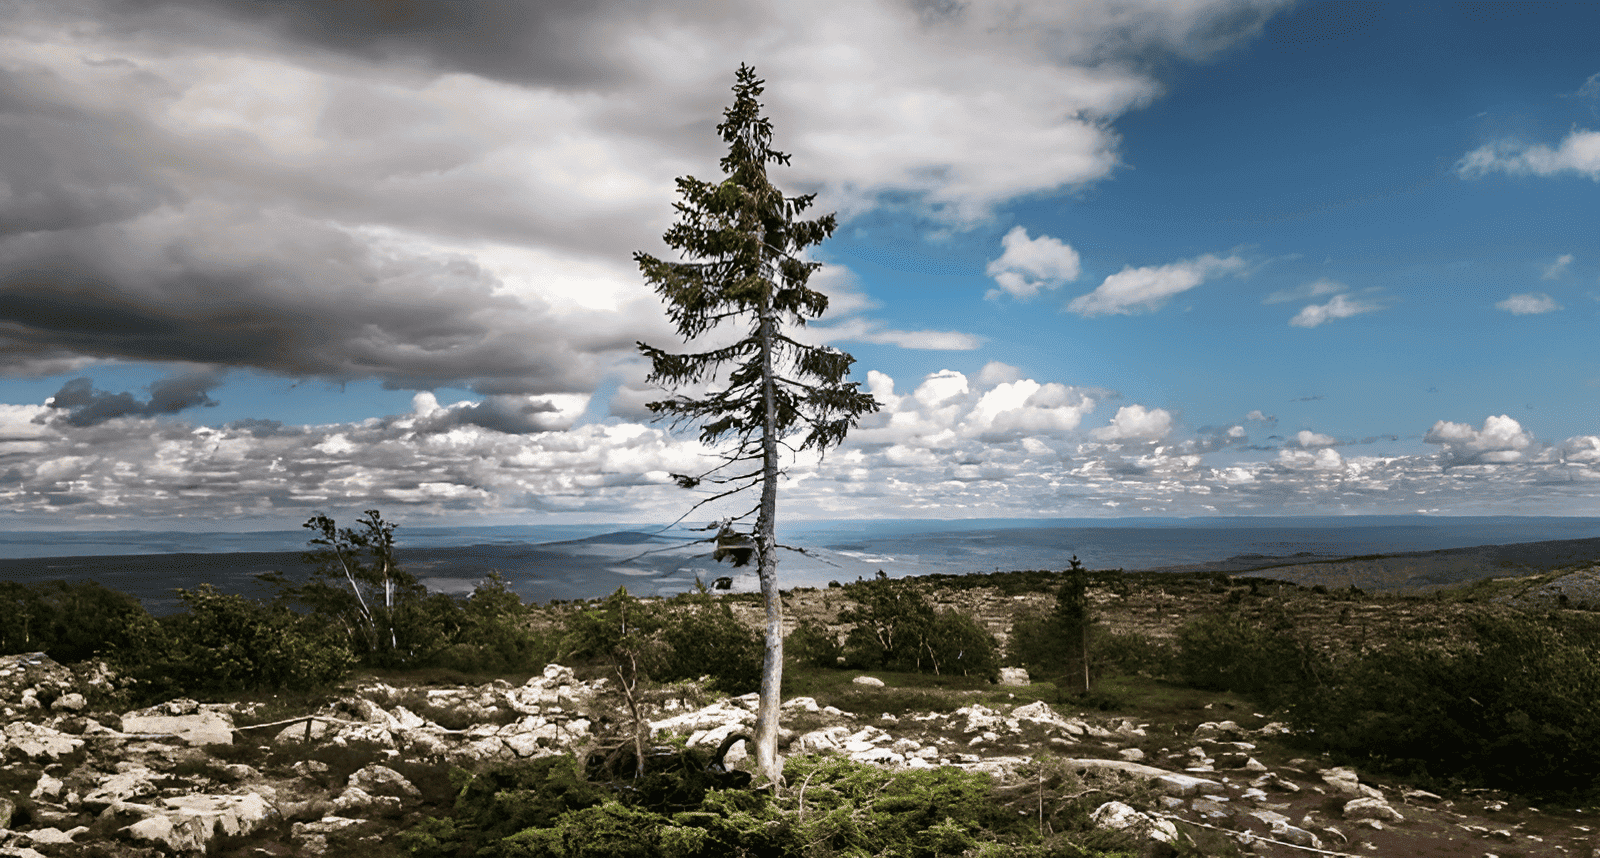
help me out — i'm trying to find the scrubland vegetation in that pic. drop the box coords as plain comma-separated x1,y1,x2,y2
4,516,1599,856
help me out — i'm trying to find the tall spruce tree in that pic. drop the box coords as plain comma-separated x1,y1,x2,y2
635,64,878,785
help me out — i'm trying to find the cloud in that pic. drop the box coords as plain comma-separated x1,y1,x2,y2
1289,429,1337,448
1067,253,1246,317
977,361,1021,387
1496,292,1562,315
409,392,590,435
5,381,1599,524
39,372,224,427
1289,293,1378,327
984,226,1080,300
1264,277,1345,304
1276,447,1344,471
1091,405,1173,441
1543,253,1574,280
1425,414,1536,465
809,318,984,351
1456,130,1600,180
0,0,1291,393
1246,410,1277,425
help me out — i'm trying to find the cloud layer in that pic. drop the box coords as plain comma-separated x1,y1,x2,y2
6,366,1597,525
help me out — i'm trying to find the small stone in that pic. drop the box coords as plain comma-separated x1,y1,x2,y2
1343,797,1404,823
51,693,87,712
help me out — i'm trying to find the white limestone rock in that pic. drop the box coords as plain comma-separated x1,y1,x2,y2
347,764,420,799
2,721,84,762
1320,766,1384,800
1343,797,1404,823
120,709,233,746
1090,801,1179,845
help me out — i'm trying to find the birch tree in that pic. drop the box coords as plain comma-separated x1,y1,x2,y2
635,64,878,785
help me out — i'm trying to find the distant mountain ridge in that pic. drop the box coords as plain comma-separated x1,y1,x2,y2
1137,535,1600,592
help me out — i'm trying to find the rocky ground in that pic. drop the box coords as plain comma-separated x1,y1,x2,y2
3,571,1599,857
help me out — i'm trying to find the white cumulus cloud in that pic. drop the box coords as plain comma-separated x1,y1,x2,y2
1495,293,1562,315
1291,430,1337,448
1091,405,1173,441
1425,414,1536,465
1289,293,1379,327
1456,129,1600,180
984,226,1081,300
1067,253,1246,317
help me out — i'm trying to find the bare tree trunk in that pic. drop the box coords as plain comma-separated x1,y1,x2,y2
754,289,784,787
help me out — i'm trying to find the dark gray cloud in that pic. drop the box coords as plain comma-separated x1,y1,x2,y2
416,395,564,435
0,66,176,238
40,370,222,426
104,0,638,88
0,204,638,394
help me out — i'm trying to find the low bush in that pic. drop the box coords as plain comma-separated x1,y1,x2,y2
785,618,843,668
1172,611,1313,699
838,578,1000,679
1291,609,1600,799
400,753,1151,858
0,579,150,663
658,593,763,694
116,584,354,700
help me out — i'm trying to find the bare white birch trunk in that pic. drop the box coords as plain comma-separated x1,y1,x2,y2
754,286,784,787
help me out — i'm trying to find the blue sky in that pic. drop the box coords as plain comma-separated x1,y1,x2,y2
1,0,1597,528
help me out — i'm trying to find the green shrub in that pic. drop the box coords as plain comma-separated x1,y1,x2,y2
118,584,353,699
1292,609,1600,798
425,573,559,674
924,610,1000,680
659,596,763,694
0,579,150,663
785,618,843,668
1092,629,1174,678
404,752,1151,858
1173,612,1310,698
1005,606,1073,674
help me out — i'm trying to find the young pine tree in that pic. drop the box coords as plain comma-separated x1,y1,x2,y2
635,64,878,785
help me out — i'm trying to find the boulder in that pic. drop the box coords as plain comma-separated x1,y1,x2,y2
1066,758,1220,797
121,710,233,746
0,795,13,829
50,693,87,712
1320,766,1383,800
29,773,64,800
347,764,421,799
851,676,885,687
649,700,755,736
1246,810,1322,849
275,718,332,745
1192,720,1242,741
1090,801,1179,845
2,721,84,762
20,826,88,846
82,767,159,810
1342,797,1404,823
